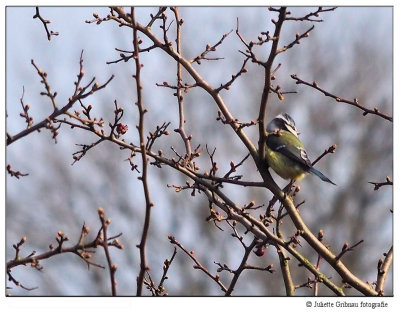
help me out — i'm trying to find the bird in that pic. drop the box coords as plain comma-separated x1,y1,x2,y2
264,113,336,185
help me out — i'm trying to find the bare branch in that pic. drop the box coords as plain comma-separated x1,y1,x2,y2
225,238,259,295
170,7,193,160
276,25,314,54
7,212,123,294
6,164,29,179
375,246,393,295
368,176,393,191
258,7,287,159
33,7,59,40
215,57,250,93
98,207,118,296
312,144,337,165
190,30,233,64
168,235,228,292
291,74,392,122
131,7,154,296
285,7,337,22
146,7,167,29
335,240,364,261
18,86,34,128
156,247,177,296
7,53,114,146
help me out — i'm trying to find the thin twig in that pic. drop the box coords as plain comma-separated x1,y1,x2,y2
171,7,192,159
168,235,228,292
6,164,29,179
98,208,118,296
7,54,114,146
368,176,393,191
285,7,337,22
335,240,364,261
190,30,232,64
312,144,337,165
147,7,167,28
7,215,123,293
19,86,34,128
215,57,250,93
225,238,258,295
291,74,392,122
33,7,59,41
156,247,177,295
276,25,314,54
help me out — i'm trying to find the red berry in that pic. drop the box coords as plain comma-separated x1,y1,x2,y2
254,246,265,257
116,123,128,135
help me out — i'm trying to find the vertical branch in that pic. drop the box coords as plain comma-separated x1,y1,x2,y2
33,7,59,41
171,7,192,159
132,7,154,296
275,202,294,295
313,230,325,296
98,208,118,296
258,7,287,159
313,254,322,296
276,246,295,296
375,246,393,295
225,238,258,296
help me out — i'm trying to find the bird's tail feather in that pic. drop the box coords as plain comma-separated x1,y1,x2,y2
309,166,336,185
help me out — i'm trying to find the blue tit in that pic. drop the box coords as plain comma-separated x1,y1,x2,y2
265,113,336,185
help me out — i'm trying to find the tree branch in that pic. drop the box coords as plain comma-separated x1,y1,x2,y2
258,7,287,159
375,246,393,295
168,235,228,292
131,7,154,296
7,211,123,294
33,7,59,41
291,74,392,122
